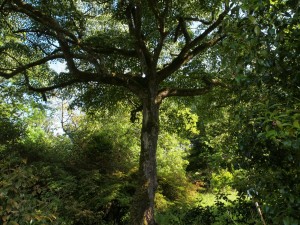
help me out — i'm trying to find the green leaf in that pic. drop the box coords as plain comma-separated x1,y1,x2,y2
265,130,277,138
293,120,300,129
283,217,289,225
270,0,278,5
254,26,261,36
268,28,276,35
283,216,299,225
276,120,283,129
8,221,19,225
249,16,257,24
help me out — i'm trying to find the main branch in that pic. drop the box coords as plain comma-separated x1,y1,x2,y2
156,78,226,103
157,5,231,83
155,87,211,104
0,54,63,79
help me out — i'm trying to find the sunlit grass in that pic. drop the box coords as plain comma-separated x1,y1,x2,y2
197,190,239,207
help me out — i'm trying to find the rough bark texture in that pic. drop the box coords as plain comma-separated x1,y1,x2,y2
132,87,159,225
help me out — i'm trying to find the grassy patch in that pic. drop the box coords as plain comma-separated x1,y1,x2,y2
197,190,239,207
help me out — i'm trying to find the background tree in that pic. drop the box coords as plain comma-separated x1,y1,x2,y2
0,1,233,224
211,1,300,224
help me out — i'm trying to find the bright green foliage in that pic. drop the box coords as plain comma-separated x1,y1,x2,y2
186,100,238,192
0,100,196,224
156,132,196,210
0,86,25,145
156,194,260,225
255,103,300,145
66,105,198,216
0,112,134,224
0,155,59,224
0,101,70,224
210,169,234,193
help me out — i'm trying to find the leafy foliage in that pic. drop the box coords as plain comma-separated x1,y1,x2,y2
0,0,299,224
156,194,260,225
0,101,198,224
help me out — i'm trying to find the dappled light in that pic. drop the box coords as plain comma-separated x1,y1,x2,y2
0,0,299,224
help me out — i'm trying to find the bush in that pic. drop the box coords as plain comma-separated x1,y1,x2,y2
155,193,261,225
210,169,234,193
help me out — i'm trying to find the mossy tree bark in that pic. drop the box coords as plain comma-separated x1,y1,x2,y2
131,84,159,225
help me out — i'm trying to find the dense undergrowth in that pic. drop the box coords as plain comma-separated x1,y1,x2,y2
1,103,299,225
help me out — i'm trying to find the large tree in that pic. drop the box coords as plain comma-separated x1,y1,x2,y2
0,0,233,224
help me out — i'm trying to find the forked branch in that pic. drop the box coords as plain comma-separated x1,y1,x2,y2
0,54,64,79
157,4,231,83
156,78,226,104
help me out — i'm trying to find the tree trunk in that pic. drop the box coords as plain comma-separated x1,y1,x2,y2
132,89,160,225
